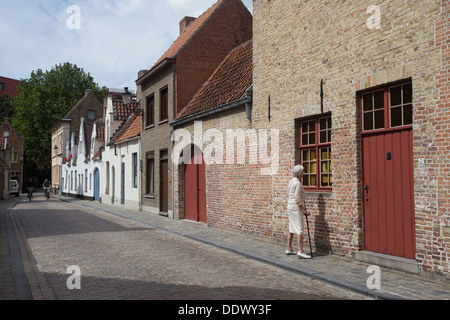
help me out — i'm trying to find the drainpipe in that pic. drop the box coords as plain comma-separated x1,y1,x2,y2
245,85,253,122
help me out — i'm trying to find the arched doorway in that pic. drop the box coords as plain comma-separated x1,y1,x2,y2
184,145,207,223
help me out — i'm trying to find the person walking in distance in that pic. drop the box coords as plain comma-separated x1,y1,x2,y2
26,178,34,201
43,178,51,200
286,165,311,259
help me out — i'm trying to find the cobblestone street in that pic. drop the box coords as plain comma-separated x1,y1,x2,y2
4,195,369,300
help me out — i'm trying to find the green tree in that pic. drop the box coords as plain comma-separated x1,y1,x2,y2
0,93,14,121
11,62,108,180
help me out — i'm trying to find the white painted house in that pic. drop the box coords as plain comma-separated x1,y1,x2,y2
101,96,141,209
61,117,104,200
57,89,104,200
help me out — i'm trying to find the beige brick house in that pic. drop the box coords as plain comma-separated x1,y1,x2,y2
136,0,252,217
245,0,449,277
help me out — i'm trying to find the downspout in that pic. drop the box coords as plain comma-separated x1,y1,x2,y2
138,90,143,212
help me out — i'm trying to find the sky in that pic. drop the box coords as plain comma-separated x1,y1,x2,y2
0,0,253,91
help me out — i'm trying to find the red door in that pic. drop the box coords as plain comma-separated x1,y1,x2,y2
361,81,416,259
184,149,207,223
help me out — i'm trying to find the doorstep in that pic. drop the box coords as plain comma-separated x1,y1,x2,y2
353,251,420,274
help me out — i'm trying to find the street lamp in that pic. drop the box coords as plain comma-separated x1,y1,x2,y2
122,87,132,105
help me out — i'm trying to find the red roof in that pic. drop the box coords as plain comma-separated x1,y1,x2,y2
137,0,226,83
152,0,225,68
113,101,140,121
109,110,141,145
176,39,253,120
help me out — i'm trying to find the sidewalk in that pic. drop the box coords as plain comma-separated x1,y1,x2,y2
50,195,449,300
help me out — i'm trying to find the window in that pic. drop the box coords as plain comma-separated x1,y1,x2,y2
146,94,154,127
146,152,154,195
10,146,18,163
87,110,96,121
361,81,413,131
0,83,4,91
299,114,332,191
160,86,168,122
85,169,88,192
132,153,138,188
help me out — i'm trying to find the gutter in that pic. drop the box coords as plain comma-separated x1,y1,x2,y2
136,58,176,86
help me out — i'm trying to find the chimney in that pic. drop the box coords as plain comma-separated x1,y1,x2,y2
180,16,196,34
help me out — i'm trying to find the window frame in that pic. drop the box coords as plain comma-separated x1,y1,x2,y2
360,80,413,134
145,94,155,127
159,86,168,122
298,113,333,192
146,151,155,196
87,110,96,121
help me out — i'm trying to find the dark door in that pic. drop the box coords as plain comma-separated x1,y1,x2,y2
160,151,169,213
361,82,416,259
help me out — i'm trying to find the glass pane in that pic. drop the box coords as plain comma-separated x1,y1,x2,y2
303,150,309,161
403,83,412,104
304,163,310,173
390,86,402,106
321,149,329,160
321,175,329,186
309,133,315,144
363,93,373,111
303,175,310,186
391,107,402,127
302,121,309,133
375,110,384,129
309,120,315,132
310,162,317,174
374,90,384,110
404,104,413,125
322,162,328,173
364,112,374,131
302,134,308,146
310,175,316,186
310,150,316,161
320,131,327,144
320,118,327,130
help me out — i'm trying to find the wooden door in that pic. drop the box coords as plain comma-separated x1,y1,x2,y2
184,148,207,223
361,81,415,259
160,151,169,213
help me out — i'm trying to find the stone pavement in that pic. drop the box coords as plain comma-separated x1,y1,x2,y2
2,193,450,300
48,195,449,300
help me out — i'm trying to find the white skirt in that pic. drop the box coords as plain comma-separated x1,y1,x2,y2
287,209,304,235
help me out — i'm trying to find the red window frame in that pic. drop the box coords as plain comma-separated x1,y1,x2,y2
298,113,332,192
360,80,413,133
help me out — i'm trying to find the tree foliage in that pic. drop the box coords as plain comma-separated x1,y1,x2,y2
11,62,108,177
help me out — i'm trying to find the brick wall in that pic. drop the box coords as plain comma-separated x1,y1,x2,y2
175,0,252,112
252,0,448,276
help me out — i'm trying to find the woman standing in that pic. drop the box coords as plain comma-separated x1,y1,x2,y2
286,165,311,259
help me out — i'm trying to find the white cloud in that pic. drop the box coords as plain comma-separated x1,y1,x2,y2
0,0,252,89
